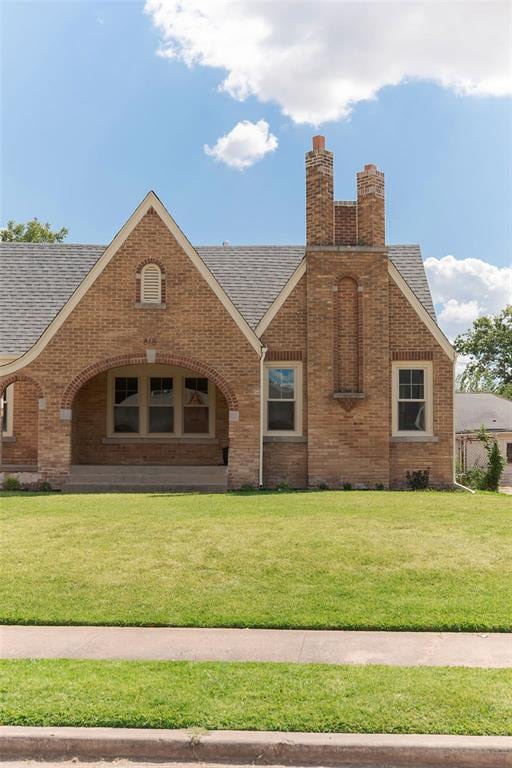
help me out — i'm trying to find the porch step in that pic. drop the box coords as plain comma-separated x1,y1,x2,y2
62,465,227,493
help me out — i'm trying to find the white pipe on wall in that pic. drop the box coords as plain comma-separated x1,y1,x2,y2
259,346,268,487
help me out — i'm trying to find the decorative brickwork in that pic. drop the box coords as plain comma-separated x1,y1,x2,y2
333,277,363,394
0,373,43,399
62,353,239,411
265,350,303,362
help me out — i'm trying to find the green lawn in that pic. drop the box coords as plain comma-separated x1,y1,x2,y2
1,659,511,735
1,490,511,630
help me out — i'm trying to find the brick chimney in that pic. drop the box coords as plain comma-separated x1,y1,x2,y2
306,135,334,245
356,163,385,247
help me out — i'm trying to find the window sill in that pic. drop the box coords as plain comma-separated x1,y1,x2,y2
134,302,167,309
103,437,218,445
391,435,439,443
332,392,365,400
263,435,307,443
1,436,16,443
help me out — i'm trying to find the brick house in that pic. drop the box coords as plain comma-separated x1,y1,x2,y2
0,136,455,491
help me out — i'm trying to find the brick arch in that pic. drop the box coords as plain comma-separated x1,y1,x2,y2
61,353,239,411
0,373,44,399
135,258,167,275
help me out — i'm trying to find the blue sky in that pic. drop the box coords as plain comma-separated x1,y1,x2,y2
2,0,511,339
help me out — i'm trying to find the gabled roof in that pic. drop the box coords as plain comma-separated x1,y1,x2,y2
455,392,512,433
0,239,436,357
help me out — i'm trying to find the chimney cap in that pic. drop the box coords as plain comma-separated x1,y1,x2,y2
312,135,326,151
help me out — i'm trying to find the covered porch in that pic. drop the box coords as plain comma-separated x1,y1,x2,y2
67,361,230,491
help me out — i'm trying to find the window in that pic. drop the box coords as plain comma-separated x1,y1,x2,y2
1,385,13,437
114,377,139,433
183,377,209,434
149,377,174,433
507,443,512,463
108,366,214,438
264,364,302,436
392,363,433,436
140,264,162,304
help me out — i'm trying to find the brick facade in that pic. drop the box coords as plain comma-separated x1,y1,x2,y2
0,136,454,490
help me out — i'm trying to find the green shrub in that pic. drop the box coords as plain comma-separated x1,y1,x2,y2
2,475,21,491
342,482,352,491
478,427,505,492
375,483,385,491
406,469,430,491
458,465,486,491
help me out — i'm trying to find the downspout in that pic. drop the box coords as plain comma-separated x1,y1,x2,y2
259,346,268,487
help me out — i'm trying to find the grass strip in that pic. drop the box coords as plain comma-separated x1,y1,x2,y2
1,659,511,735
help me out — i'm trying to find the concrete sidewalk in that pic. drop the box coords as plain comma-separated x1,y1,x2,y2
1,625,511,667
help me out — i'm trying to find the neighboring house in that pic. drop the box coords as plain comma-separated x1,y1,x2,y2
0,136,455,491
456,392,512,486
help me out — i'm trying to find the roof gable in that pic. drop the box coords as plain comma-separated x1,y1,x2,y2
0,192,263,369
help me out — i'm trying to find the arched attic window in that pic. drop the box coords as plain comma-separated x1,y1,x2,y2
141,263,162,304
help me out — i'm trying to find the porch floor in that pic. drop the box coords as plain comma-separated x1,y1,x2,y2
63,465,227,493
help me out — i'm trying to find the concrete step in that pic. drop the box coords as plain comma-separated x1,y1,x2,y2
62,483,226,493
63,465,227,493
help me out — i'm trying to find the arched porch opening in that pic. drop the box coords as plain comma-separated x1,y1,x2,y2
64,354,239,491
0,374,43,478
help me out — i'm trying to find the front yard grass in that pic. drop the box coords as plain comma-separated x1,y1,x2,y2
1,659,511,735
1,490,511,630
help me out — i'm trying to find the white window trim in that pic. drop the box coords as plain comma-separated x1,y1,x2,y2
1,384,13,437
392,361,433,437
264,362,303,437
106,365,215,439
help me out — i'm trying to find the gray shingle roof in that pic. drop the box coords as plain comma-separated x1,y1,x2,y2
387,245,436,320
455,392,512,433
0,241,435,356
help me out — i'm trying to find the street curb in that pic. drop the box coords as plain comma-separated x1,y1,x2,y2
1,727,512,767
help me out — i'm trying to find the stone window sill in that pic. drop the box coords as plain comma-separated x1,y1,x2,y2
102,437,218,445
332,392,365,400
263,435,307,443
134,302,167,309
391,435,439,443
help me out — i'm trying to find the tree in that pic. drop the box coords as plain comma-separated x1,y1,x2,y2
454,306,512,399
1,218,68,243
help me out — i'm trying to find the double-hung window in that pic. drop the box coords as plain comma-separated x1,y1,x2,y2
264,364,302,436
392,363,433,436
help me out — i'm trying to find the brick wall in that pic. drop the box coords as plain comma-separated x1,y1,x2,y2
2,381,39,465
306,249,392,488
388,281,454,488
261,276,308,487
334,202,357,245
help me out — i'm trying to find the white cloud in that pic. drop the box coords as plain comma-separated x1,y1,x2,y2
145,0,512,124
204,119,278,169
425,255,512,340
